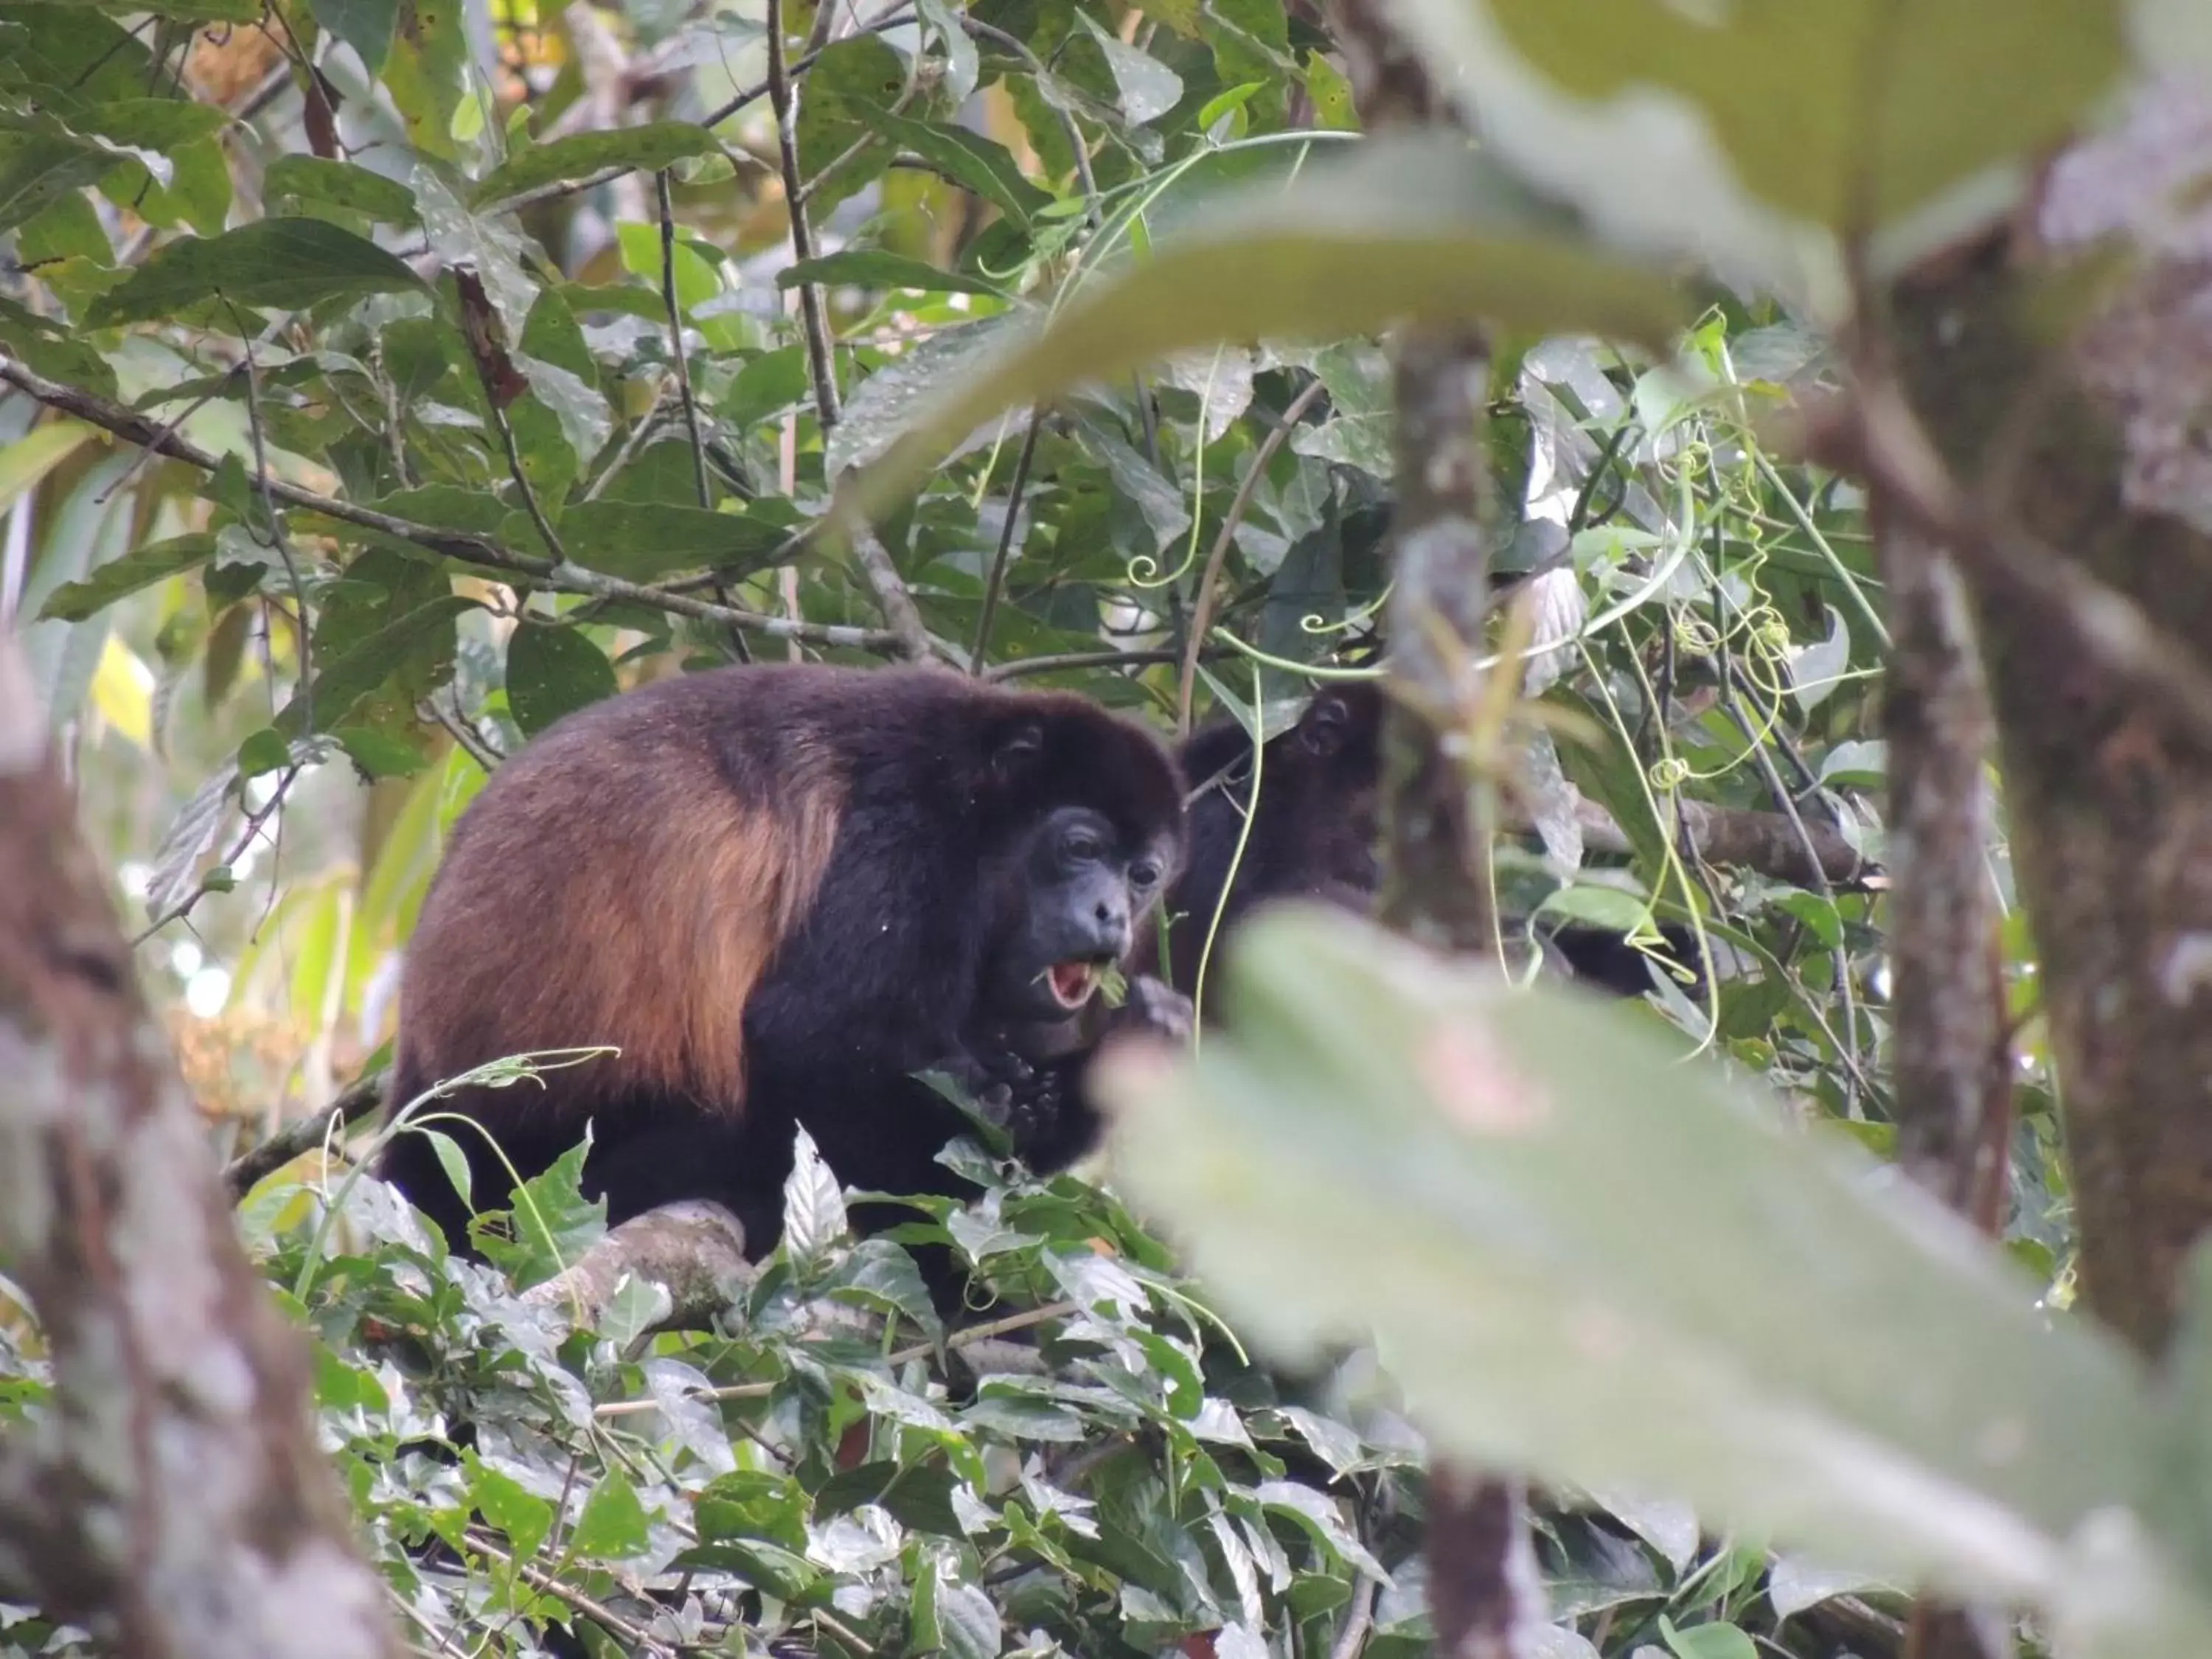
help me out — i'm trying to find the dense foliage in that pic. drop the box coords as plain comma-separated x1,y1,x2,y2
10,0,2183,1654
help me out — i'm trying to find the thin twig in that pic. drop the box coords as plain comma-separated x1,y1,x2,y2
419,690,504,772
228,307,314,738
984,646,1203,682
1178,375,1326,733
476,369,568,564
0,355,901,651
655,170,712,512
134,759,305,945
767,0,841,432
464,1532,675,1658
837,510,937,661
1329,1572,1380,1659
221,1071,389,1199
960,16,1099,219
970,414,1043,672
485,7,921,216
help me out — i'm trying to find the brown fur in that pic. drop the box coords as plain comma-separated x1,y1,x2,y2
394,690,841,1124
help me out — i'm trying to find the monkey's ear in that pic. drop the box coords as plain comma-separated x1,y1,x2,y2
1300,693,1352,757
990,720,1045,780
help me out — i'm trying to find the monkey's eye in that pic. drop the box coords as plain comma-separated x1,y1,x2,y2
1129,860,1162,890
1063,830,1104,863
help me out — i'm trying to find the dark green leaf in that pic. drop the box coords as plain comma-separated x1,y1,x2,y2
849,108,1054,227
87,218,427,327
276,595,479,737
472,121,720,207
555,500,793,582
780,249,1010,299
307,0,400,75
793,35,907,218
236,727,291,780
37,532,216,621
0,134,109,237
504,621,617,738
265,155,420,224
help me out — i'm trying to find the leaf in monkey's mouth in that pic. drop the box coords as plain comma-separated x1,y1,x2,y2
1047,960,1099,1008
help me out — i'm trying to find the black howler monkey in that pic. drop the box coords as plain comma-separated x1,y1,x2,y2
375,663,1188,1262
1143,679,1699,1006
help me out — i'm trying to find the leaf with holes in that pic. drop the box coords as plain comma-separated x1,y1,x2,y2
504,621,617,738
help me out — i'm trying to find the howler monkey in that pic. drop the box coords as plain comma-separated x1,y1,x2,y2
376,663,1188,1262
1144,680,1700,1007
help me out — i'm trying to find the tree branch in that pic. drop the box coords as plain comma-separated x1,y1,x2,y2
0,355,900,653
767,0,841,434
221,1070,389,1200
0,630,400,1659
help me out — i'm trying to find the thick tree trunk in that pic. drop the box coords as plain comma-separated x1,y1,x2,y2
1885,86,2212,1357
0,633,400,1659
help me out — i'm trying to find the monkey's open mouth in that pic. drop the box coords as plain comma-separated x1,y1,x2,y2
1046,961,1099,1009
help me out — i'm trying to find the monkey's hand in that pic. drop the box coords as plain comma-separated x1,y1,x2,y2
1101,974,1194,1048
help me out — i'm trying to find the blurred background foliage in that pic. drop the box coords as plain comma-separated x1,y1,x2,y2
0,0,2108,1654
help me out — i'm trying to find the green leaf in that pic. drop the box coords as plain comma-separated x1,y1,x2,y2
1661,1617,1759,1659
276,595,479,737
0,133,110,237
307,0,400,75
471,120,720,207
1388,0,2126,273
555,500,793,582
504,621,617,739
849,107,1054,228
336,726,431,779
37,532,217,622
779,249,1010,299
1078,12,1186,126
235,727,291,781
86,218,427,327
920,1561,1003,1659
854,133,1686,518
473,1138,606,1285
467,1456,554,1559
1095,905,2158,1605
793,35,908,218
571,1472,652,1560
265,155,420,224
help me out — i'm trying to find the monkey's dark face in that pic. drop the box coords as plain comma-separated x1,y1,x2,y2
984,804,1175,1023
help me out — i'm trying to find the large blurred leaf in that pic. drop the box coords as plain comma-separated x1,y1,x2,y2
1381,0,2129,281
86,218,427,327
1095,906,2165,1610
854,133,1686,516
